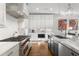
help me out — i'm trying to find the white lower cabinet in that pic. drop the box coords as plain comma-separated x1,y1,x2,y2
2,44,19,56
59,43,79,56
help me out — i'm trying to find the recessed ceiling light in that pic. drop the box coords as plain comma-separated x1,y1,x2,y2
36,8,39,10
50,8,53,11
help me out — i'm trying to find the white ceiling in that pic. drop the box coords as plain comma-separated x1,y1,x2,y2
27,3,79,14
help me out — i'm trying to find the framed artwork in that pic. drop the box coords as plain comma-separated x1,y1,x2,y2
69,19,78,30
58,19,67,31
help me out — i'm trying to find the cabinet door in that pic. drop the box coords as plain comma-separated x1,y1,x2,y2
2,44,19,56
59,43,72,56
53,42,58,56
0,3,6,27
50,40,54,51
10,44,19,56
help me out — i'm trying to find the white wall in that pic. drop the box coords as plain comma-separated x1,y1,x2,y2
52,14,59,35
52,14,77,36
0,14,18,40
28,14,79,37
29,15,53,33
29,14,70,36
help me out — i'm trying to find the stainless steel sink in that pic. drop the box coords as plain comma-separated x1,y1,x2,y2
55,35,68,39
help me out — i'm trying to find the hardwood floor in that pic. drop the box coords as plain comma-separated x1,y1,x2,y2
28,42,54,56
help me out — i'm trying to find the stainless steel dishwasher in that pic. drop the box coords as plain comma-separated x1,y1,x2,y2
49,36,59,56
53,40,59,56
48,35,55,54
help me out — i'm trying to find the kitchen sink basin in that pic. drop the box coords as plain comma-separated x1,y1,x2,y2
55,35,68,39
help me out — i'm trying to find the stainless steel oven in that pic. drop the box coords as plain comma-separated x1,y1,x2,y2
38,34,45,38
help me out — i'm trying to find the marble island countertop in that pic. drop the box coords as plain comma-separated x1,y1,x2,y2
53,36,79,54
0,42,19,56
60,40,79,54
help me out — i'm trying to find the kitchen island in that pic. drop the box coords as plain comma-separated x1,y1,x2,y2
0,35,31,56
52,36,79,56
0,42,19,56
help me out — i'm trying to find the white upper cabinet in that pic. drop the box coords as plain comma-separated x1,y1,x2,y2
6,3,29,19
0,3,6,28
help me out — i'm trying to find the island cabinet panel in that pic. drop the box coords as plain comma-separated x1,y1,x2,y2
2,44,19,56
59,43,79,56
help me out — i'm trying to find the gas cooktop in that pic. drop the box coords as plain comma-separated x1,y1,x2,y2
0,35,30,42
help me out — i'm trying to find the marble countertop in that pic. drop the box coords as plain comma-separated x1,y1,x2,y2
60,40,79,54
0,42,19,55
53,36,79,54
0,35,30,42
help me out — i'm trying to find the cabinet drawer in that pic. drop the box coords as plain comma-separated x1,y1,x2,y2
2,44,19,56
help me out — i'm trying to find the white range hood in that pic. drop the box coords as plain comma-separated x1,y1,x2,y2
6,3,29,19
